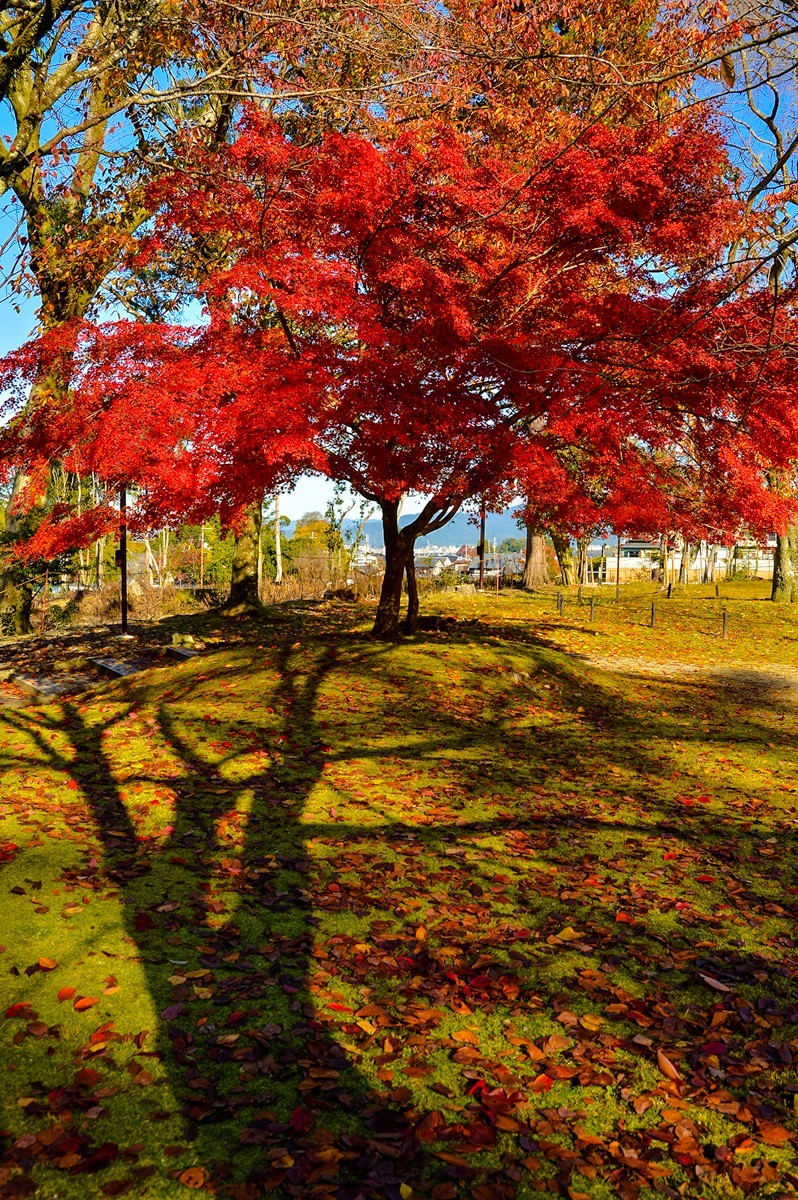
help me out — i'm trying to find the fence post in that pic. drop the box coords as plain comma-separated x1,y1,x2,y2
667,582,672,599
590,597,595,623
557,592,564,615
650,601,656,629
722,608,728,640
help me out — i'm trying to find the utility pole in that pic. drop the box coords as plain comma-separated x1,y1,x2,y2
119,485,128,636
615,533,622,601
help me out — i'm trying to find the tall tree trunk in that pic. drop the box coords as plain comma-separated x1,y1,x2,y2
144,537,158,587
1,472,42,634
257,513,263,600
221,505,263,614
274,494,283,585
374,500,409,638
576,536,589,585
772,526,798,602
0,319,82,631
523,525,548,589
551,531,575,586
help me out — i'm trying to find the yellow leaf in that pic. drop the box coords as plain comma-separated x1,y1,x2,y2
400,1185,413,1199
556,927,584,942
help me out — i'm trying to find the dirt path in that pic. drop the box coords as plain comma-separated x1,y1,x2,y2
581,653,798,702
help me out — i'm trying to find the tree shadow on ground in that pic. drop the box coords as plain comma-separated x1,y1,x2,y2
1,619,798,1200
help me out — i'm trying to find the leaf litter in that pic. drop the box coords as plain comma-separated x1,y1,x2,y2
0,594,798,1198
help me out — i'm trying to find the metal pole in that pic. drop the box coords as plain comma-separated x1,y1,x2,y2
199,521,205,588
615,533,621,601
478,501,486,590
120,485,128,636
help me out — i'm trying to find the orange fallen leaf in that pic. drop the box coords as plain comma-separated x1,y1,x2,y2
74,996,100,1012
57,987,76,1003
415,926,427,941
451,1028,479,1045
657,1049,681,1082
179,1166,210,1189
38,957,58,971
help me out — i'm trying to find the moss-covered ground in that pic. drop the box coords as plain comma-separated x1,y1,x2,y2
2,583,798,1200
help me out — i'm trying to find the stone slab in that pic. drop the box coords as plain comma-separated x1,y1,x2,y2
14,673,90,698
90,657,143,678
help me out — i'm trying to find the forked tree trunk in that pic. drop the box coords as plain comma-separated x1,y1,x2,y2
523,526,548,589
772,526,798,602
373,501,410,638
372,496,462,637
551,531,575,586
404,544,420,634
220,504,263,614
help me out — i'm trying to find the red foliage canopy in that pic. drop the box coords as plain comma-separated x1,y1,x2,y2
2,107,797,620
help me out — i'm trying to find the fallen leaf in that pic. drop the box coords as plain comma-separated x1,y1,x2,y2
179,1166,210,1189
657,1049,681,1082
555,926,584,941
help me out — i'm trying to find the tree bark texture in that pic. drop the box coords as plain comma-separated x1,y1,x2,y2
772,526,798,602
221,504,263,614
551,531,575,587
523,525,548,589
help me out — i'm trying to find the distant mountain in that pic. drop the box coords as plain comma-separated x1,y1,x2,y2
344,509,523,550
282,508,524,550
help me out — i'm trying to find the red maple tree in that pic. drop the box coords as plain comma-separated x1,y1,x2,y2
3,106,796,633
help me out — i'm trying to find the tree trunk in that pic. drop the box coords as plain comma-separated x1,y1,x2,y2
144,537,158,587
373,501,409,638
576,536,589,585
551,531,575,586
404,543,420,634
274,494,283,585
1,472,39,633
96,536,106,590
0,320,81,632
523,525,548,589
220,504,263,614
772,526,798,602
